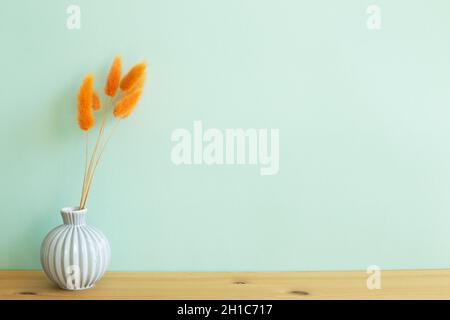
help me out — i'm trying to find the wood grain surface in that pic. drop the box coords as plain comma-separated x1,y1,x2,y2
1,270,449,300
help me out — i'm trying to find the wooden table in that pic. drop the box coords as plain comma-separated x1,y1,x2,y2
1,270,449,300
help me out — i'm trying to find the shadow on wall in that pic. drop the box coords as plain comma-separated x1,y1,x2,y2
5,83,83,269
6,208,58,270
44,83,80,145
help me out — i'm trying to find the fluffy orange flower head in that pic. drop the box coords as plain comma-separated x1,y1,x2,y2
120,62,146,92
113,88,143,119
77,74,95,131
92,92,101,111
105,56,122,97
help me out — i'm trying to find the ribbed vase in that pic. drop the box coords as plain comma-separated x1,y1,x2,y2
40,207,111,290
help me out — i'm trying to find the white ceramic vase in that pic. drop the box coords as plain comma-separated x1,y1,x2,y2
40,207,110,290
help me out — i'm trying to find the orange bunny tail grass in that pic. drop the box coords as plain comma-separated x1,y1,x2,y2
77,74,95,131
120,62,146,92
128,74,145,92
113,88,143,119
105,56,122,97
92,92,101,111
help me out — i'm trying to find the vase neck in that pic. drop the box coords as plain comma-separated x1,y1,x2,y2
60,207,87,225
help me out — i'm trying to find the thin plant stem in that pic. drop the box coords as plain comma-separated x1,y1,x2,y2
80,97,112,208
79,132,89,208
80,129,102,207
82,119,120,208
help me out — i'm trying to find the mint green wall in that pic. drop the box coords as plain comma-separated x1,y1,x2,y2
1,0,450,271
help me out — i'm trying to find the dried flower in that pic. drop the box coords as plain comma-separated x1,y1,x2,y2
120,62,146,92
105,56,122,97
129,75,145,92
92,92,101,111
113,88,143,118
77,57,149,209
77,74,95,131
